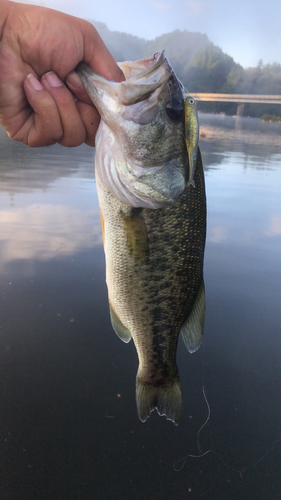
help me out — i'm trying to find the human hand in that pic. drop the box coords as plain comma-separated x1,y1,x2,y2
0,1,124,147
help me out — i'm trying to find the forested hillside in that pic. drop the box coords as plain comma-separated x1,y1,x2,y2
90,20,147,61
90,21,281,118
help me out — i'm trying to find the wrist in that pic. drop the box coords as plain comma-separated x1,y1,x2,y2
0,0,11,39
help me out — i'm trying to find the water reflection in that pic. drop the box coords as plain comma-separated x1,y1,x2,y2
199,113,281,170
199,116,281,256
0,117,280,499
0,126,96,195
0,204,102,265
194,115,281,485
0,127,101,270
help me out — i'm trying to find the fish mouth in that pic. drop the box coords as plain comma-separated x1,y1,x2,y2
117,51,173,105
77,51,173,107
117,51,167,80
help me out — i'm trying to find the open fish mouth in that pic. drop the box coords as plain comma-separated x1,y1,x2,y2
116,51,172,105
78,51,173,105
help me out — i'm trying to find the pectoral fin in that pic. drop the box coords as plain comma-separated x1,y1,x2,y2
121,208,149,263
181,282,205,353
109,303,132,343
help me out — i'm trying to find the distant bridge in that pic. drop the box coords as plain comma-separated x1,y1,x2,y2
191,94,281,116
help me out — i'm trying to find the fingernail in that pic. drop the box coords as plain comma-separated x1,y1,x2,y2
44,71,63,88
27,74,44,91
66,71,82,89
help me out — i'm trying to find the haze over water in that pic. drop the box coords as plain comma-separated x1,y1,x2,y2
0,116,280,499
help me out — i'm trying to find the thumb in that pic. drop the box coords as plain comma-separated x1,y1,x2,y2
78,20,125,83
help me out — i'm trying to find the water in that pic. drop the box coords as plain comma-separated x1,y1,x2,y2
0,115,280,499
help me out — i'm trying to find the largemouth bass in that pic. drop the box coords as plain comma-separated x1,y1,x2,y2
77,51,206,425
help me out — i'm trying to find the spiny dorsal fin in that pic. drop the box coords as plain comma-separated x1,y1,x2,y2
109,303,132,343
181,282,205,353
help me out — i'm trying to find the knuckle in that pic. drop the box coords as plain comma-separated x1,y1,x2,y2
28,128,63,148
45,83,75,109
5,109,64,147
59,129,86,148
28,137,56,148
57,92,75,108
85,136,96,147
8,128,30,146
52,129,64,143
40,101,58,117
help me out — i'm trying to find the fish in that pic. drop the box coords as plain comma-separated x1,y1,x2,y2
184,95,199,188
77,51,206,425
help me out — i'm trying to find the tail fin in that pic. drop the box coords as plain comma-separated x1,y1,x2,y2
136,377,182,425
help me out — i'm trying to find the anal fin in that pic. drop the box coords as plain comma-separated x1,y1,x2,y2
181,281,205,353
109,303,132,343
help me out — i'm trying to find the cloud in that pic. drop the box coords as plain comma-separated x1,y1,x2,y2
208,226,228,243
185,1,204,13
0,204,103,264
154,3,169,10
265,216,281,237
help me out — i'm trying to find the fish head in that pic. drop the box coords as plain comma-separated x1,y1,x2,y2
77,51,189,208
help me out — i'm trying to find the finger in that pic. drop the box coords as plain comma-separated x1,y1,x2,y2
66,71,93,106
66,71,100,146
16,74,64,147
76,101,100,147
41,71,86,147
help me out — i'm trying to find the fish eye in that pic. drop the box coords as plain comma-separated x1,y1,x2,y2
166,99,184,121
189,98,195,104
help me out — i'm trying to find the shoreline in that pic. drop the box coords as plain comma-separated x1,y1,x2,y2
199,123,281,147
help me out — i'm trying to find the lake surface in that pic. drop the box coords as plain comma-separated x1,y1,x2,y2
0,114,280,499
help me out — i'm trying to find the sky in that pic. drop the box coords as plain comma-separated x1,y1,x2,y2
14,0,281,68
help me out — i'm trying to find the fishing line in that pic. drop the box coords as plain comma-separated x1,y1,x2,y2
173,339,281,477
196,385,210,453
173,342,216,472
173,381,216,472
